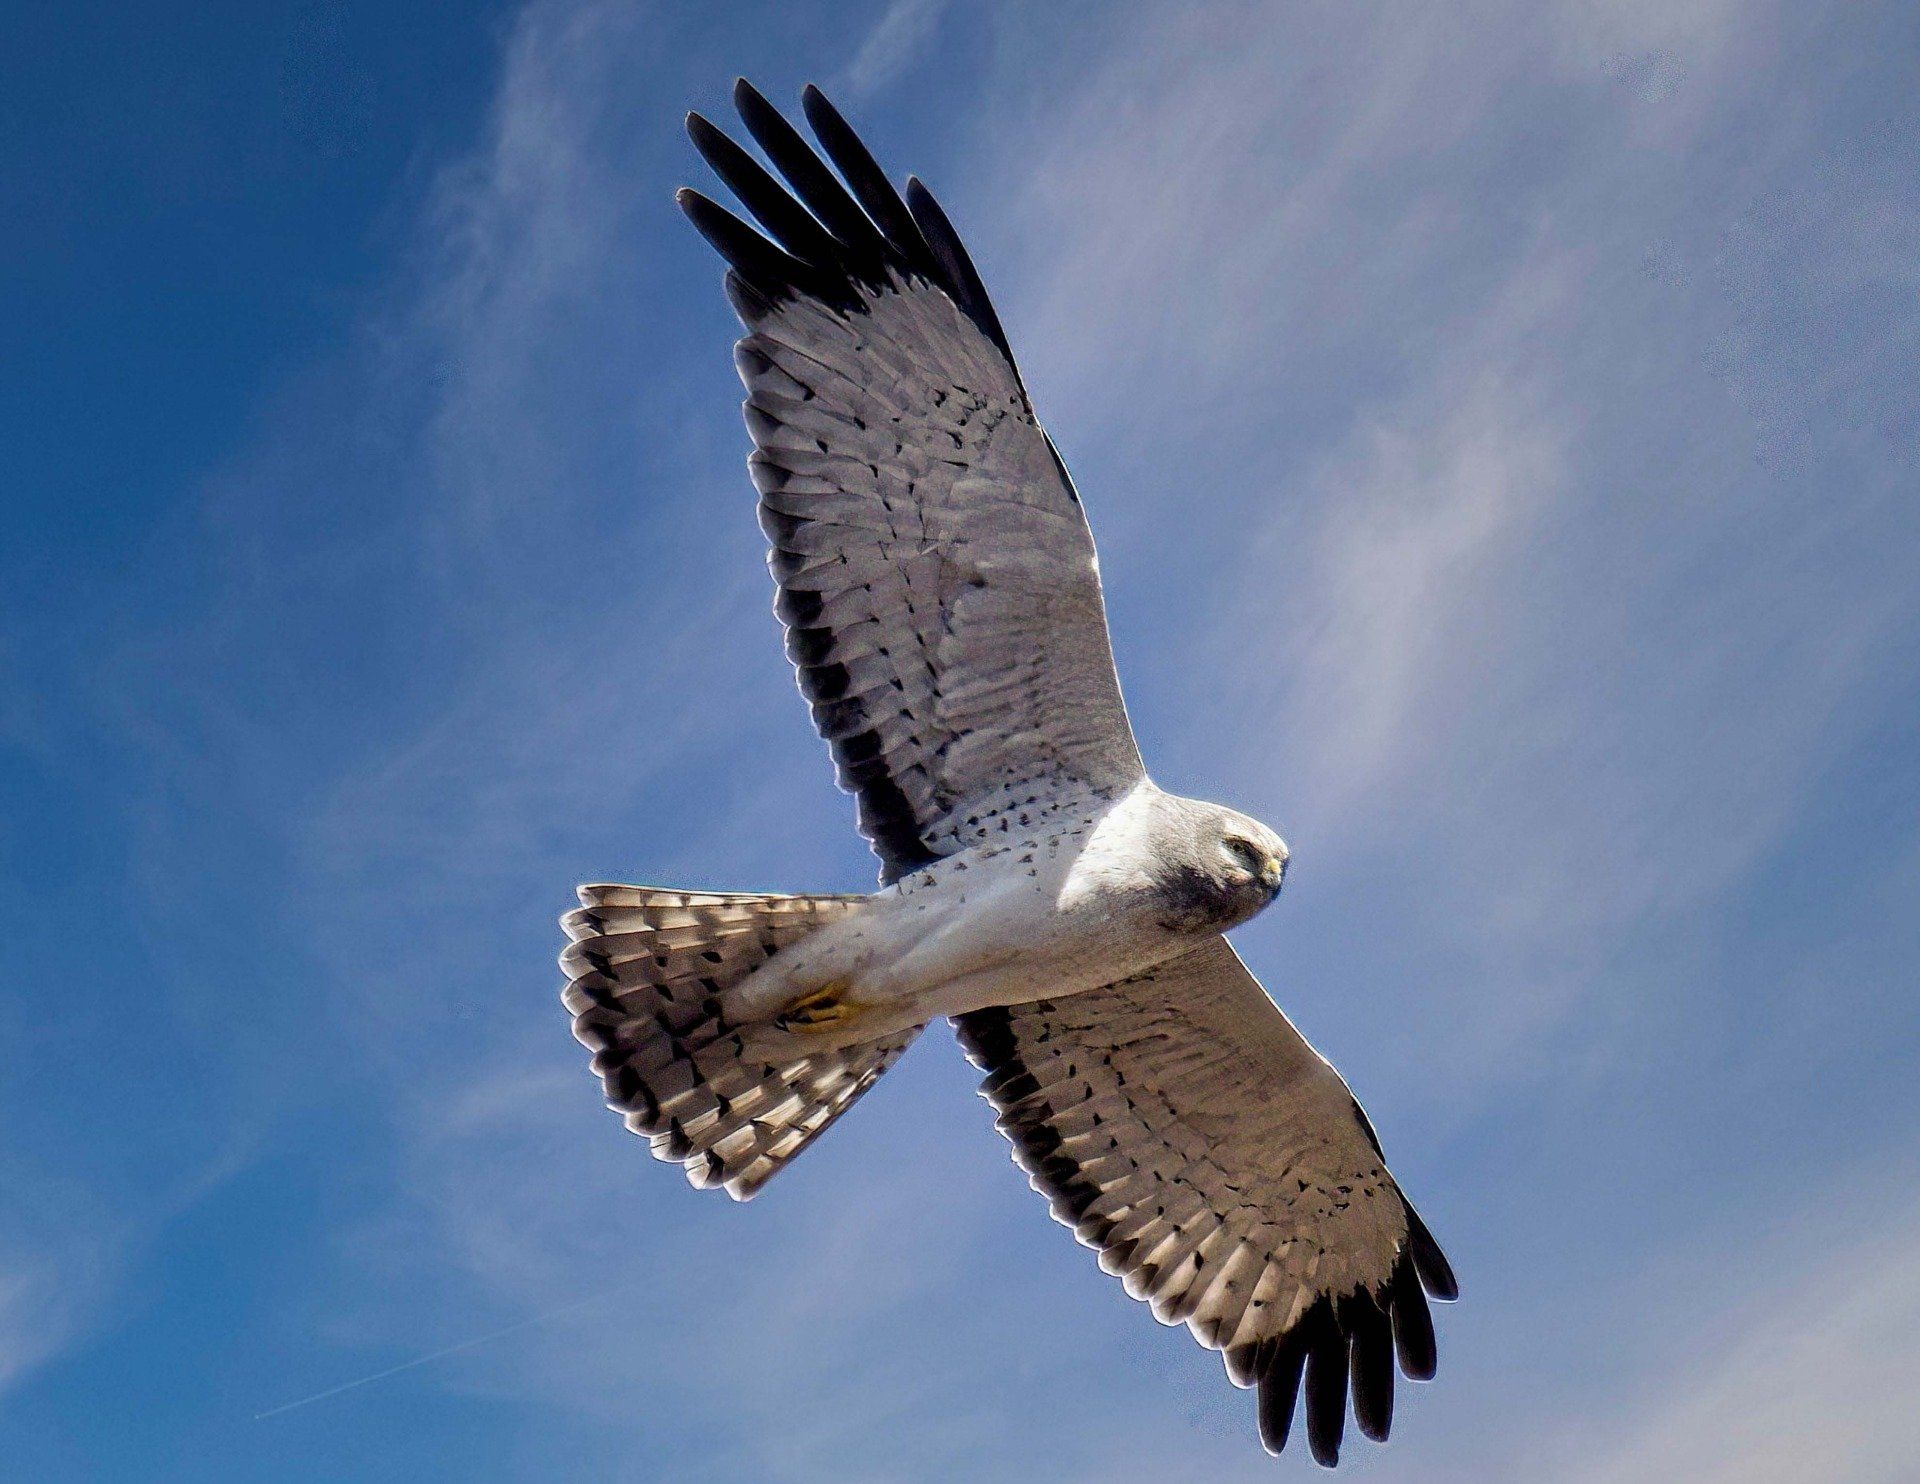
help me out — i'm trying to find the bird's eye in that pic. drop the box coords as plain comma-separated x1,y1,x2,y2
1223,836,1263,871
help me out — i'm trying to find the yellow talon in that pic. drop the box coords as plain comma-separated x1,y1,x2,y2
776,983,862,1031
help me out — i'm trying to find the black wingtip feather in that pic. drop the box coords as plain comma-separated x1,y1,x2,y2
1303,1300,1348,1467
686,80,1023,389
1256,1331,1310,1457
905,175,1019,373
687,111,847,276
799,85,935,272
1408,1206,1459,1301
723,269,776,324
677,188,815,306
1389,1255,1439,1381
730,80,890,271
1347,1294,1396,1443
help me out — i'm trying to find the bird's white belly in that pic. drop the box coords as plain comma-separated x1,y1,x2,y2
735,784,1185,1045
881,861,1142,1010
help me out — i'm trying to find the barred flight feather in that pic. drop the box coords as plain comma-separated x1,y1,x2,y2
956,938,1456,1465
561,885,919,1199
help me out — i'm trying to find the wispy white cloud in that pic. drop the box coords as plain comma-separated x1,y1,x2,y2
222,6,1010,1460
1548,0,1779,144
956,0,1920,1110
0,1226,117,1398
1225,294,1573,837
319,1048,1014,1481
841,0,949,97
1531,1188,1920,1484
160,0,1920,1475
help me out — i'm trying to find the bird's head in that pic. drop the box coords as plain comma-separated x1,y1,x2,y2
1151,798,1290,934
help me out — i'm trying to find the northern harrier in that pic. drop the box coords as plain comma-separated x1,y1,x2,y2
561,81,1456,1467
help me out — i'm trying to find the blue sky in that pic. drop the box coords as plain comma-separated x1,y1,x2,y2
3,1,1918,1479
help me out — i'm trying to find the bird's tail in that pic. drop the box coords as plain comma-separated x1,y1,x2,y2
560,884,920,1199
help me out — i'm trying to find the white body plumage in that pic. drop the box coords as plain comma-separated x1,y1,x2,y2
731,780,1288,1049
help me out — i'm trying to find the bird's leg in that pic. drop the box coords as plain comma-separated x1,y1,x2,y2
774,981,865,1032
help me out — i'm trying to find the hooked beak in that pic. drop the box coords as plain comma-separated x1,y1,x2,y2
1258,852,1287,893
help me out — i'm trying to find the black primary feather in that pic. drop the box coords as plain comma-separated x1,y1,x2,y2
800,84,938,272
1256,1329,1311,1457
1409,1206,1460,1300
676,188,814,306
1347,1292,1396,1442
1303,1300,1349,1467
905,175,1019,375
731,79,891,274
685,80,1023,379
686,112,844,276
1390,1255,1438,1381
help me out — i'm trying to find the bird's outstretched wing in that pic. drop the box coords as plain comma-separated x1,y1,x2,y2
681,82,1143,883
955,939,1457,1467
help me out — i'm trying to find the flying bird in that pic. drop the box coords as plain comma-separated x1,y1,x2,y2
560,80,1457,1467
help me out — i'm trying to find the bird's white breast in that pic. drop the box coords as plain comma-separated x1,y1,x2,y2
840,780,1191,1022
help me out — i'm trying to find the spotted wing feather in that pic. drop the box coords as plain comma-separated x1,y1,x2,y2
682,82,1143,883
955,938,1457,1465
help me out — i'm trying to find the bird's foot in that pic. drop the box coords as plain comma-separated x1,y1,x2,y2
775,982,863,1032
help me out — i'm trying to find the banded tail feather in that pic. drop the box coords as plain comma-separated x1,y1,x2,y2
560,885,919,1199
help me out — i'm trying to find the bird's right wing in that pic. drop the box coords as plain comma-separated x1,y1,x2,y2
681,83,1144,884
955,938,1456,1467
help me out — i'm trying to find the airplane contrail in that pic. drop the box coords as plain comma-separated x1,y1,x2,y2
253,1289,614,1421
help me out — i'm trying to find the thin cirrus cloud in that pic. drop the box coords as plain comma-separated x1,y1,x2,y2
6,1,1915,1480
970,0,1919,1099
0,1216,117,1400
1530,1182,1920,1484
268,1,1920,1477
841,0,951,97
296,7,1919,1483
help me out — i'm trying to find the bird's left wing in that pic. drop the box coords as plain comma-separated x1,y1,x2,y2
679,83,1144,884
955,939,1457,1467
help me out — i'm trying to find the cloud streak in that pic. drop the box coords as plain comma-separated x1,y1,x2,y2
1537,1186,1920,1484
958,0,1920,1109
274,3,1920,1474
21,0,1913,1476
842,0,950,97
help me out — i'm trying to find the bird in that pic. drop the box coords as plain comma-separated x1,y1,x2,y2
559,79,1457,1468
